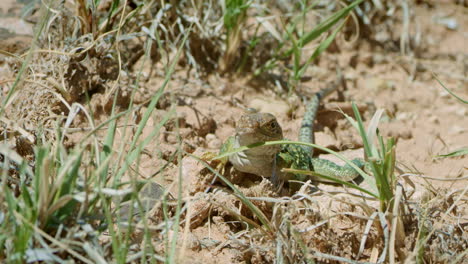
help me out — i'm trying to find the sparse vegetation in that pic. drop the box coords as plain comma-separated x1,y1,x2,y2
0,0,467,263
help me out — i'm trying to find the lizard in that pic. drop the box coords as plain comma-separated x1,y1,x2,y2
220,76,367,185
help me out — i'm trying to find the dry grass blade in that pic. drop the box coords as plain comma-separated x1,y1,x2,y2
389,185,406,263
433,72,468,104
13,212,94,264
82,242,106,264
357,211,379,259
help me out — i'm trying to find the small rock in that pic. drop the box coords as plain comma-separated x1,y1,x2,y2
434,17,458,30
206,133,222,149
428,115,439,124
249,97,290,117
207,139,221,150
183,84,203,97
373,54,385,64
396,112,413,121
364,77,394,93
206,133,217,141
439,89,451,99
179,127,194,138
455,108,467,117
166,134,178,144
164,128,194,144
449,125,466,135
375,31,391,43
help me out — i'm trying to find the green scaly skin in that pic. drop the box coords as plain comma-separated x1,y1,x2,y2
278,80,366,183
219,78,366,184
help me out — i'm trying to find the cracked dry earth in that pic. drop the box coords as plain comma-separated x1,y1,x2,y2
0,0,467,263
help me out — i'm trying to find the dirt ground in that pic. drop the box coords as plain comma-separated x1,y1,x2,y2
1,0,467,263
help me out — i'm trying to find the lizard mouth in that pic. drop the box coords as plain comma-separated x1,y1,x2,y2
236,126,256,135
236,127,262,143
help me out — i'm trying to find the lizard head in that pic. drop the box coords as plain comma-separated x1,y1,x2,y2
235,113,283,145
228,112,283,177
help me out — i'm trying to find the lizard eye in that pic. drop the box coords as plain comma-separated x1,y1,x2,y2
268,121,278,130
259,119,282,137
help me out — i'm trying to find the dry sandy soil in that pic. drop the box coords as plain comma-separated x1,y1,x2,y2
1,0,467,263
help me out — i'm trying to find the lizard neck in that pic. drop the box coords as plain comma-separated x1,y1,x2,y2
228,134,281,178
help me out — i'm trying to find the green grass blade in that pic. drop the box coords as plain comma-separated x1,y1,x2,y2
297,19,346,78
437,148,468,158
283,168,377,197
283,0,364,57
433,72,467,104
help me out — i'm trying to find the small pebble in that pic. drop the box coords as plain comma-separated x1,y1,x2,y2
364,77,394,93
428,115,439,124
396,112,411,121
206,133,222,149
439,90,451,99
455,108,467,117
249,98,290,117
449,125,466,135
434,17,458,30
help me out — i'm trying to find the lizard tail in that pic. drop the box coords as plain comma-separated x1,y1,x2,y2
298,73,343,156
